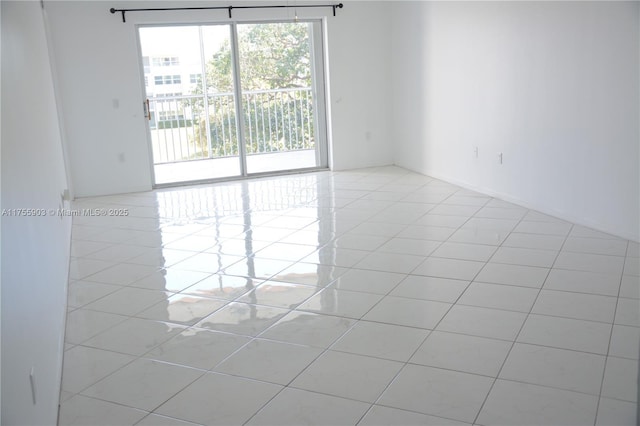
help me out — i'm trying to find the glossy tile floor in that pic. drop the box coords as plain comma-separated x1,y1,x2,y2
59,166,639,426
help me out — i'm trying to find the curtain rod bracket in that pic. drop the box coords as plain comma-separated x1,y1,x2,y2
110,7,126,22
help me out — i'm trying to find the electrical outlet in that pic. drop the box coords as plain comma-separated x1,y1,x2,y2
473,146,479,158
497,152,503,164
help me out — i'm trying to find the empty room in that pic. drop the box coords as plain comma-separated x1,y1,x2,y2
1,0,639,425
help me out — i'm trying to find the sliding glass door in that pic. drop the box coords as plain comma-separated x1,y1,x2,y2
138,21,327,186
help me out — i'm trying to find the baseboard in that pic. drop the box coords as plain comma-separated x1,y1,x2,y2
417,168,639,243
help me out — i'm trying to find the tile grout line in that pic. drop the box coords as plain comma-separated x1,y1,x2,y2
354,186,496,425
593,239,631,425
469,210,573,425
240,169,404,426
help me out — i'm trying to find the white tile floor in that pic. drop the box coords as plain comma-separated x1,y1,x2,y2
59,166,639,426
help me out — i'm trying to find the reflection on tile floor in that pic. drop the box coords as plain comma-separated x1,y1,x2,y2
59,166,639,425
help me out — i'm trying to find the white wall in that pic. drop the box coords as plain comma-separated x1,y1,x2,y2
326,1,393,170
45,1,153,197
45,0,393,197
1,1,72,424
392,1,640,241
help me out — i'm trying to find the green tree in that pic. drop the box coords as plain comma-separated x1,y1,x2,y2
189,22,315,159
208,23,311,91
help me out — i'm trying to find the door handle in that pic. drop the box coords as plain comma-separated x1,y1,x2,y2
145,99,151,120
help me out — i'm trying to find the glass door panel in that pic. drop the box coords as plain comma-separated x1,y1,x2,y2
237,22,322,174
139,25,241,185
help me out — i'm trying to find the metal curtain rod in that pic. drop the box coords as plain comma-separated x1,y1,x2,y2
109,3,344,22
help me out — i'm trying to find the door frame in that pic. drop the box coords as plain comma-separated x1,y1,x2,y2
135,18,330,188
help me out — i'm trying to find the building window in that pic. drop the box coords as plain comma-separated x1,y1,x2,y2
158,111,186,121
152,56,179,67
190,74,202,84
154,75,182,85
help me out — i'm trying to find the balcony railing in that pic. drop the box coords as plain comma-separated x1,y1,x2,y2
149,87,315,165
